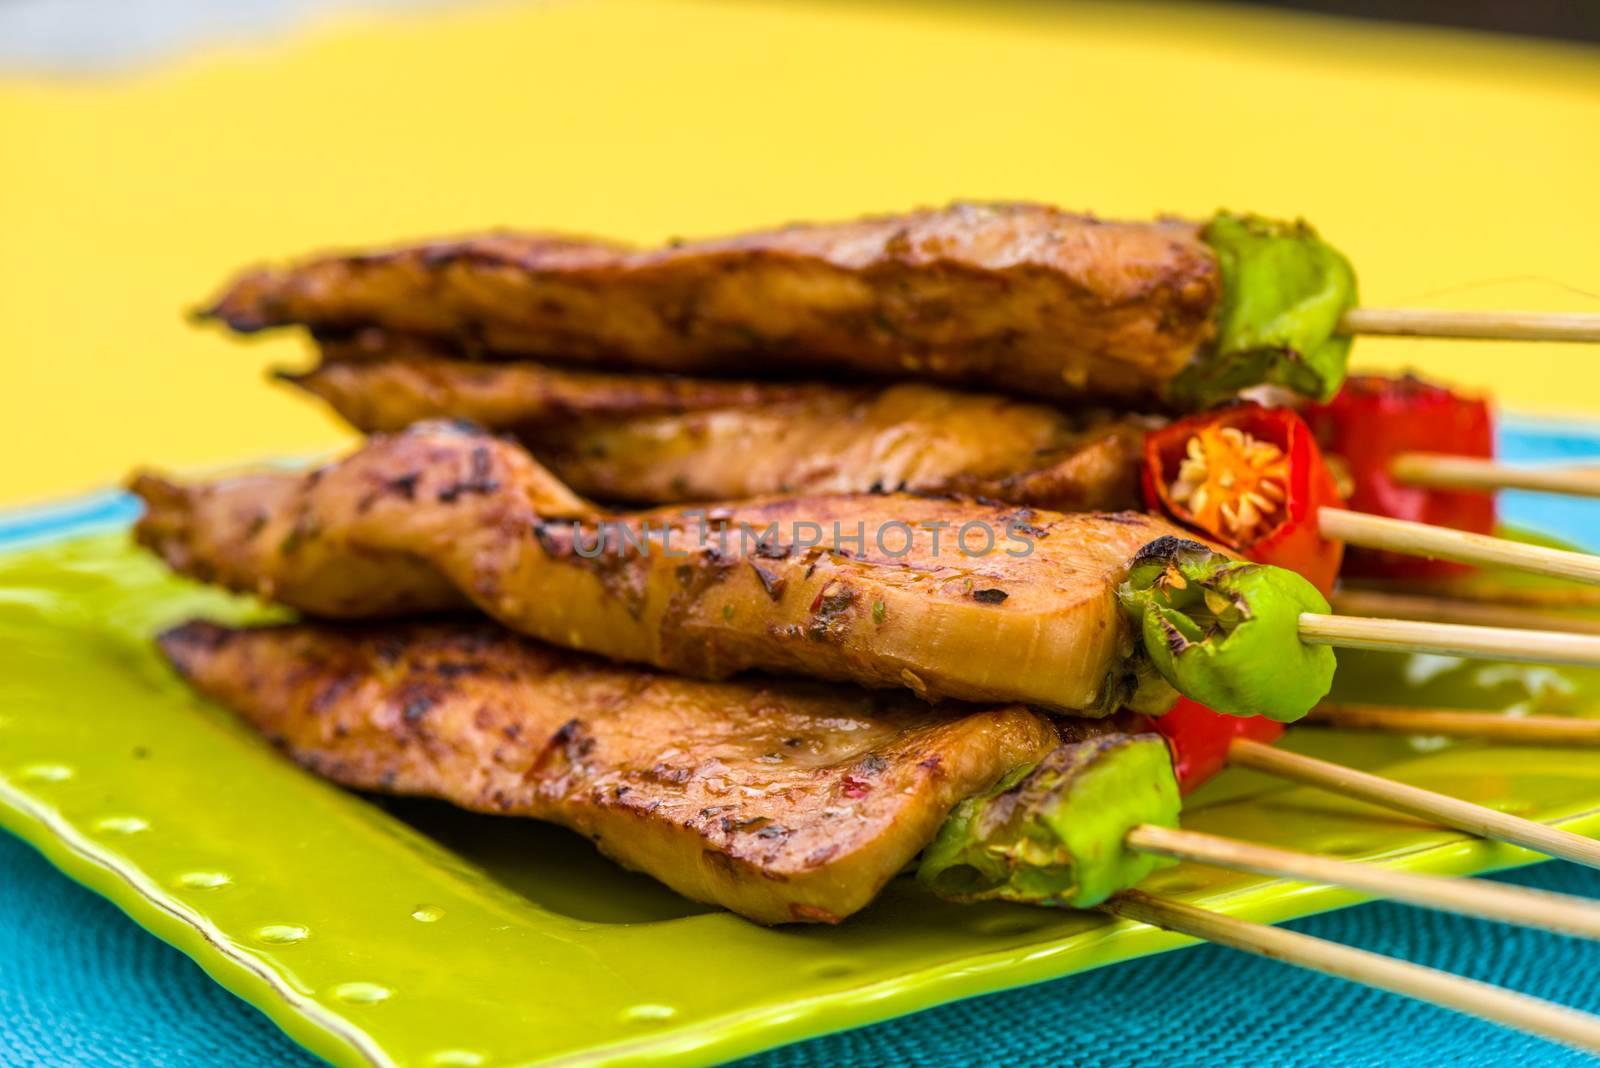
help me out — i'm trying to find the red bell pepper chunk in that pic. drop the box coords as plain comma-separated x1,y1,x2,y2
1142,403,1346,595
1153,697,1285,795
1304,374,1495,581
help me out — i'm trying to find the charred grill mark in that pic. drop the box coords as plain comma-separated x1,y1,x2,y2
436,445,500,503
385,472,420,500
550,717,595,759
805,583,857,642
529,518,568,557
858,754,888,776
522,716,590,782
432,661,485,679
749,561,786,601
752,539,794,560
1158,616,1191,657
309,675,354,715
646,762,692,785
1130,534,1213,568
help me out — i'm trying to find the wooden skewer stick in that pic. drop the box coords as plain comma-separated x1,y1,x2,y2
1102,891,1600,1054
1125,825,1600,938
1341,308,1600,343
1339,580,1600,610
1391,453,1600,499
1299,612,1600,668
1330,588,1600,636
1302,704,1600,746
1227,737,1600,869
1318,506,1600,586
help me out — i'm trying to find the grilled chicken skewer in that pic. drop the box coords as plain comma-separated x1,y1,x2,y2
203,204,1355,410
159,618,1173,924
286,343,1146,511
163,619,1600,940
290,355,1600,602
132,421,1600,730
130,420,1340,721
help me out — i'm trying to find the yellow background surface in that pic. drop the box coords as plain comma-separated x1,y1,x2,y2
2,0,1598,507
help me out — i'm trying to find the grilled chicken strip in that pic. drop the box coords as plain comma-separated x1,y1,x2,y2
287,343,1147,510
132,421,1200,714
204,202,1219,405
159,618,1072,924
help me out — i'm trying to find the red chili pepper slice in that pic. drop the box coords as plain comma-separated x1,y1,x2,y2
1305,374,1495,581
1143,403,1345,595
1153,697,1285,795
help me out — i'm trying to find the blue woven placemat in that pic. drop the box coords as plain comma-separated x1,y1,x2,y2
2,830,1597,1067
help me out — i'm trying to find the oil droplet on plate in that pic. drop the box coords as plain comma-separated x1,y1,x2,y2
175,871,232,890
411,904,445,923
256,924,310,945
332,982,393,1005
622,1004,676,1023
428,1051,487,1067
93,816,149,836
18,763,73,783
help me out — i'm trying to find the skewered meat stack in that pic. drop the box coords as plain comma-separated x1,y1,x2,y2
131,203,1600,1050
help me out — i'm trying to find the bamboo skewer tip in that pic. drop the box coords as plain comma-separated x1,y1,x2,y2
1298,610,1600,669
1226,737,1600,870
1342,308,1600,343
1303,704,1600,746
1124,824,1600,940
1317,506,1600,588
1390,454,1600,500
1102,891,1600,1055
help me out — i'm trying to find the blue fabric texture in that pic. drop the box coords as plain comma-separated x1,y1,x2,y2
2,831,1597,1067
2,420,1598,1067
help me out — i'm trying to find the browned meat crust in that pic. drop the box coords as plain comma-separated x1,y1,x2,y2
131,421,1197,713
205,202,1220,404
160,618,1063,923
305,327,829,418
287,345,1147,511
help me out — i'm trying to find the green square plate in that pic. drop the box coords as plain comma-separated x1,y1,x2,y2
3,524,1599,1068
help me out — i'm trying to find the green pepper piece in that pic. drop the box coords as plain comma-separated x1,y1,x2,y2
918,733,1180,909
1171,211,1358,410
1117,536,1335,722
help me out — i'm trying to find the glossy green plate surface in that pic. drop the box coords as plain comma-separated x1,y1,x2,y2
3,532,1599,1068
